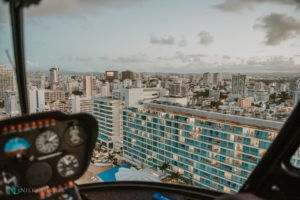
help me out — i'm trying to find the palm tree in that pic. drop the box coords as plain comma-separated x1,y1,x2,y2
159,161,170,175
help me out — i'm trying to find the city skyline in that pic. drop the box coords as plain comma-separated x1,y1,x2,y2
1,63,300,193
0,0,300,73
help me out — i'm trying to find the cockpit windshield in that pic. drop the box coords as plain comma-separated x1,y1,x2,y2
0,0,300,195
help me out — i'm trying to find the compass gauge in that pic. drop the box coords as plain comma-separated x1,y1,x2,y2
64,125,85,147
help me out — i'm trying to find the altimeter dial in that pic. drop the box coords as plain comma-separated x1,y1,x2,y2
35,130,60,154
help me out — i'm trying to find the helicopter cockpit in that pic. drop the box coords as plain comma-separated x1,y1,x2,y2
2,0,300,200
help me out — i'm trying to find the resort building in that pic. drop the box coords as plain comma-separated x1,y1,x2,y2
122,102,285,193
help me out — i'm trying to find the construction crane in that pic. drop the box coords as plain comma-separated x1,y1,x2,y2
5,49,16,72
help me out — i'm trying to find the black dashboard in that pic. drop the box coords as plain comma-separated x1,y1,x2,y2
0,111,98,198
0,111,224,200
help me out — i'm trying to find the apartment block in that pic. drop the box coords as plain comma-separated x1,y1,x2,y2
93,98,124,151
122,103,285,193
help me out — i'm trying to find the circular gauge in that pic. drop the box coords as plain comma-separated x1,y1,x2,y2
0,171,18,195
57,155,79,178
4,137,30,157
35,130,60,154
26,162,52,187
64,125,85,147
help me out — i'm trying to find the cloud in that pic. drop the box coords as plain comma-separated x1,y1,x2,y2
112,54,150,63
198,31,214,46
26,60,39,68
247,56,295,66
223,55,231,59
25,0,145,17
253,13,300,45
150,33,175,45
75,56,93,62
178,37,187,47
157,52,207,63
155,53,300,73
214,0,300,12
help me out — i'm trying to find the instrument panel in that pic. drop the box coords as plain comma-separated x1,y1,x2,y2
0,112,98,196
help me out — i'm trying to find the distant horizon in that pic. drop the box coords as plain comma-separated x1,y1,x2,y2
1,1,300,73
2,63,300,77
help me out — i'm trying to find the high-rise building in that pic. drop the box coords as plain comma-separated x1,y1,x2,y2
213,73,223,86
4,91,19,117
232,74,247,98
0,66,15,98
169,83,181,97
169,83,188,97
100,82,110,97
289,78,300,91
72,95,93,114
122,70,134,81
27,71,45,89
294,91,300,106
105,71,118,82
203,72,213,86
93,98,124,151
28,87,45,113
50,66,59,90
122,103,285,193
83,75,96,97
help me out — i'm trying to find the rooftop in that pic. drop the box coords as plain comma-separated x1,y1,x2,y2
142,103,283,130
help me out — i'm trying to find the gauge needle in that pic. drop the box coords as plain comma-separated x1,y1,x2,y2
64,157,70,165
48,135,57,142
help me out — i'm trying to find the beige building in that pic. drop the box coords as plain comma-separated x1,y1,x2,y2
44,90,65,104
0,66,15,98
84,75,96,97
72,95,93,114
237,97,253,108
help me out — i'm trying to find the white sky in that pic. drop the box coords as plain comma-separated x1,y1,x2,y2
0,0,299,73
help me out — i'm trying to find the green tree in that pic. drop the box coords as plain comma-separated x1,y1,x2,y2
72,90,83,96
159,161,170,174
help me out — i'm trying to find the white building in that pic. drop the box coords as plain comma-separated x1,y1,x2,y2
203,72,213,86
49,66,59,90
159,96,188,106
112,88,161,107
28,87,45,113
294,91,300,106
231,74,247,99
123,79,132,88
93,98,124,151
100,82,110,97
